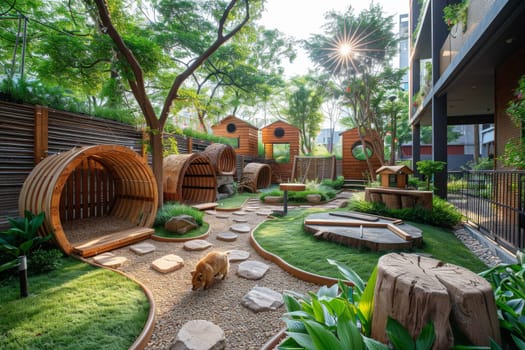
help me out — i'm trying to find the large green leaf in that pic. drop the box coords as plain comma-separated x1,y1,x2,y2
385,317,415,350
327,259,365,294
363,336,390,350
358,265,378,336
336,313,365,350
303,320,344,350
415,321,435,350
284,293,303,312
286,331,314,350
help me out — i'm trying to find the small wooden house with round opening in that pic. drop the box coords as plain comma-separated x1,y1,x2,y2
211,115,258,157
340,128,382,180
261,120,300,182
376,165,413,189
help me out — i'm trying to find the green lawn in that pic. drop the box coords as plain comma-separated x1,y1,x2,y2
252,208,488,280
153,222,209,239
217,192,259,209
0,258,149,350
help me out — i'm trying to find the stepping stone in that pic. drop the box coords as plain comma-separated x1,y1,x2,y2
217,232,238,242
237,260,269,280
245,206,260,210
205,210,217,215
241,286,284,313
244,208,256,212
227,249,250,262
256,210,273,217
216,213,230,219
232,217,248,223
232,211,247,216
183,239,213,251
299,205,312,208
93,252,127,268
230,224,251,234
172,320,225,350
129,242,156,255
151,254,184,274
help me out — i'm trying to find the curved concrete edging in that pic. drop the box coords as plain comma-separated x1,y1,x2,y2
249,222,353,287
151,225,211,243
74,255,156,350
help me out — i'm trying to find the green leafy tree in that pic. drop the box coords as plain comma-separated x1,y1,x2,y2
286,76,324,155
416,160,447,191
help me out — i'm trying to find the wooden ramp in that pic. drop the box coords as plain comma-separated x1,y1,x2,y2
73,227,154,257
191,202,218,211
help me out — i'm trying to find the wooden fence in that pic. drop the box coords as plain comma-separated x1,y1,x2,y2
0,101,211,229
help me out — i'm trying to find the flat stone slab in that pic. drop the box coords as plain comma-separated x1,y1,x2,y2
93,252,127,268
227,250,250,262
183,239,213,251
171,320,225,350
230,224,251,234
244,206,259,212
232,211,247,216
232,217,248,223
237,260,269,280
151,254,184,274
215,213,230,219
205,210,217,215
130,242,156,255
217,232,238,242
241,286,284,313
256,210,273,217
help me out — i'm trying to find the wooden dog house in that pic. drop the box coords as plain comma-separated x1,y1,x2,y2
261,120,300,182
340,128,382,180
19,145,158,257
202,143,236,176
211,115,258,157
376,165,413,189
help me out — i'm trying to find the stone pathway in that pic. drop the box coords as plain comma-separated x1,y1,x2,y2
89,190,503,350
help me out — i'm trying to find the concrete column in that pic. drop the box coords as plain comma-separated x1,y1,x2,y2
432,93,448,199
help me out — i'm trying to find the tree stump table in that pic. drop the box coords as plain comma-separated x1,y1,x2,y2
371,253,500,349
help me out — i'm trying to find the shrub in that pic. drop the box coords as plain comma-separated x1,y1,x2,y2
347,196,463,228
154,203,204,227
321,176,345,190
28,248,64,275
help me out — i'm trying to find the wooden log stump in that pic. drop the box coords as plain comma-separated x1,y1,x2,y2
371,253,500,349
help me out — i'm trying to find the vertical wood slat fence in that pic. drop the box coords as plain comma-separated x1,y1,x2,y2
0,101,213,230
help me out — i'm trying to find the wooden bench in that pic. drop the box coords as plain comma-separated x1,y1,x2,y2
73,226,154,257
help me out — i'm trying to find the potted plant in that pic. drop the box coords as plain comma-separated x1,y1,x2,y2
443,0,469,32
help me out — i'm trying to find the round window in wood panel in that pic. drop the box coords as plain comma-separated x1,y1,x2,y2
226,123,236,133
351,141,374,160
274,127,285,138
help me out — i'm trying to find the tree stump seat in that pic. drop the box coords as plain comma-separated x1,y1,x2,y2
371,253,500,349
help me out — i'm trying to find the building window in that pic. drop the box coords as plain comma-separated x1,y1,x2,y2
226,123,236,133
274,127,285,138
351,141,374,161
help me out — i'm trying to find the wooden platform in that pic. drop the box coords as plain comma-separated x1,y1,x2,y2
191,202,218,211
73,226,154,257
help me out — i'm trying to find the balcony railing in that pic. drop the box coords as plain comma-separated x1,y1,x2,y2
448,170,525,253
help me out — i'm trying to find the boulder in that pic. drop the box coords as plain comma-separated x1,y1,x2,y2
237,260,269,280
165,215,198,234
241,286,284,313
306,194,322,203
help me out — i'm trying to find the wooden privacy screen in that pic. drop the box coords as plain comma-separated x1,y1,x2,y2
240,163,272,192
18,145,158,257
291,156,336,182
163,153,217,203
202,143,236,176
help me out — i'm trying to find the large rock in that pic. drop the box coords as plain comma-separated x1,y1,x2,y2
170,320,225,350
237,260,269,280
306,194,322,203
241,286,284,313
165,215,198,234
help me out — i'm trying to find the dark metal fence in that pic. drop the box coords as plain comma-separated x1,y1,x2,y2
448,170,525,253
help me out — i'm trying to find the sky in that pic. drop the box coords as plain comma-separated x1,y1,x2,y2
258,0,409,76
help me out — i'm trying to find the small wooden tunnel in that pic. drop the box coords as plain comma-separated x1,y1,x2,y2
202,143,236,176
240,162,272,192
19,145,158,257
163,153,217,203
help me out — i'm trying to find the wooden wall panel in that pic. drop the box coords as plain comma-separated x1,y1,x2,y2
341,128,382,180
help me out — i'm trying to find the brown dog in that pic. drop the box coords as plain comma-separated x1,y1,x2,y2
191,251,229,291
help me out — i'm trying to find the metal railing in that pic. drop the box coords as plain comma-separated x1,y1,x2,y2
448,170,525,253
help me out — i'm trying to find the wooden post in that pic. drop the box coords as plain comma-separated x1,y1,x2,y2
34,105,48,164
371,253,500,349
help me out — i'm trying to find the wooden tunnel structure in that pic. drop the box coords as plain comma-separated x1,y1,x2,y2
211,115,258,157
340,128,382,180
19,145,158,257
202,143,236,176
239,162,272,192
291,155,336,182
163,153,217,203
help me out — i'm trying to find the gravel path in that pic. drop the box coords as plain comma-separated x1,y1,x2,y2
93,192,502,349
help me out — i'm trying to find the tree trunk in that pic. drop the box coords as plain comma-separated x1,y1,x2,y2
371,253,500,349
149,131,164,208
